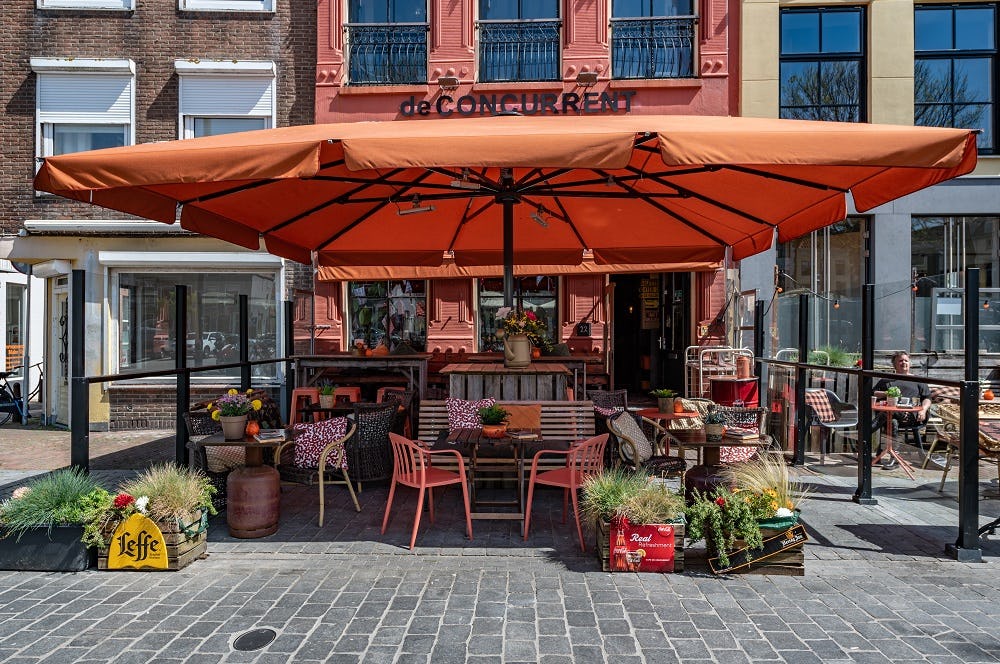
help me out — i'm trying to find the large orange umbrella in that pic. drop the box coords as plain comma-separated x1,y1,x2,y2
34,114,976,303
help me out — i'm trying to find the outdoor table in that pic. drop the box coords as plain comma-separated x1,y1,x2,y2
666,428,771,501
872,401,924,480
435,427,544,523
200,431,286,538
298,403,355,422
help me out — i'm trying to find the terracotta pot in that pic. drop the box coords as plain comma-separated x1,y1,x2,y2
481,423,508,439
531,347,542,359
220,415,248,441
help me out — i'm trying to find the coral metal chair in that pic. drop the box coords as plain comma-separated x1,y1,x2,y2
382,433,473,550
523,433,609,551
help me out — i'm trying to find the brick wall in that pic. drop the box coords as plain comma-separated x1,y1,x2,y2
0,1,317,234
108,385,281,431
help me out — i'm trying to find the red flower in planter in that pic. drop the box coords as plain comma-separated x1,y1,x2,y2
113,493,135,509
715,496,727,506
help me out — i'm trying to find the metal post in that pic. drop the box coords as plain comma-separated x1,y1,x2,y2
947,267,981,561
70,270,89,471
854,283,876,504
754,298,765,405
502,199,514,308
239,294,250,390
283,299,295,421
793,293,808,465
175,285,189,467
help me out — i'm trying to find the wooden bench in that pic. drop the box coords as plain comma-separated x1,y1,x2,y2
416,400,597,477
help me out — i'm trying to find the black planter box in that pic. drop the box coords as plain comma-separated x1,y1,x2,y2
0,526,94,572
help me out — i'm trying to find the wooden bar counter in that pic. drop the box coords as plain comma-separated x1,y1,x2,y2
441,363,571,401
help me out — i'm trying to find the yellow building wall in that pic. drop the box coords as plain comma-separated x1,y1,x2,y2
740,0,1000,174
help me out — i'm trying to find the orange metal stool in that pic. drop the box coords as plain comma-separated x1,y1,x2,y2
334,386,362,403
289,387,320,425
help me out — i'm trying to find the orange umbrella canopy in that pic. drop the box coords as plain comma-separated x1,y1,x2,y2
34,114,976,267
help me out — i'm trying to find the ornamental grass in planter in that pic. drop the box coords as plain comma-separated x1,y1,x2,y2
83,464,216,571
581,468,687,572
0,468,106,571
686,454,809,574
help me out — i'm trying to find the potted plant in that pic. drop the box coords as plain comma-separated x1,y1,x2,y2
208,388,263,440
885,386,901,407
0,468,106,571
686,454,808,573
318,383,337,409
581,468,687,572
478,404,510,438
704,409,727,441
650,388,678,414
83,464,216,571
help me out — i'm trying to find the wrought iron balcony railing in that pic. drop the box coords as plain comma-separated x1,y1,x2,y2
477,19,561,83
611,16,697,80
345,23,428,86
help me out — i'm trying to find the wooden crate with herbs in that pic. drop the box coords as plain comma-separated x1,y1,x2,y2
708,523,806,576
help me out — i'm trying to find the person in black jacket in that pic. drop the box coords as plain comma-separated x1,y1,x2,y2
873,351,931,469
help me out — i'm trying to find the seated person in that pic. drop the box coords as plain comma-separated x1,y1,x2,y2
873,351,931,469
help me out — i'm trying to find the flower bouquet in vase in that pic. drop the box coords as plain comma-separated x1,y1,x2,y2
208,389,263,440
496,306,551,368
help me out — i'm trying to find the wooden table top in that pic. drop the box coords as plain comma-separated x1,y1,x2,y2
667,428,770,448
636,408,700,420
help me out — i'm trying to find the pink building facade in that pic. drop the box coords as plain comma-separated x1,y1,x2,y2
312,0,738,393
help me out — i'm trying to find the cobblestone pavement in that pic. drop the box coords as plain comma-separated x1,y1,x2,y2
2,425,1000,662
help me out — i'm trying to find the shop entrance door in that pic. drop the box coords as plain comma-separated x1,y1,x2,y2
611,273,690,399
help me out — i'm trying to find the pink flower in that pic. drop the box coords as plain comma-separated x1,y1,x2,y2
113,493,135,509
525,311,537,321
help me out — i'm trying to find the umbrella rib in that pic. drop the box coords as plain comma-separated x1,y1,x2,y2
722,164,849,192
181,178,278,205
315,170,436,252
615,177,730,246
620,166,777,228
265,168,411,234
547,197,589,250
447,198,487,253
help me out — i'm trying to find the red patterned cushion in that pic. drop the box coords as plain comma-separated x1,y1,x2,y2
445,397,495,432
292,417,349,469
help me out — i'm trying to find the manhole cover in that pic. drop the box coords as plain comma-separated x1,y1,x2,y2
233,628,277,651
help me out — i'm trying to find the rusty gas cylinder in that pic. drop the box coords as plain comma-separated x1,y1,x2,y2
226,465,281,538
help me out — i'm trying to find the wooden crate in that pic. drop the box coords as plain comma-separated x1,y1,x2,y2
596,519,685,573
710,524,806,576
98,512,208,571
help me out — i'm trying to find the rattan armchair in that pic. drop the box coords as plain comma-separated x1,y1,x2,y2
933,402,1000,492
606,411,687,483
346,402,397,491
183,411,228,511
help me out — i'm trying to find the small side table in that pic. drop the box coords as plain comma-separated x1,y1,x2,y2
871,402,924,480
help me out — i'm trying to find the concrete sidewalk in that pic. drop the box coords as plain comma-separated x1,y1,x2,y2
2,424,1000,663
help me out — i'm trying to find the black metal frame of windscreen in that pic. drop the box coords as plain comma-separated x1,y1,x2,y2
70,276,295,471
754,267,983,562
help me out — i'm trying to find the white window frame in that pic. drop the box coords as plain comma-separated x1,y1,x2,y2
179,0,273,12
37,0,133,10
31,58,136,194
101,252,284,379
175,60,276,140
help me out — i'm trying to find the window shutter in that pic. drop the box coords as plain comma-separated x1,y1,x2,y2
180,76,274,116
37,73,133,123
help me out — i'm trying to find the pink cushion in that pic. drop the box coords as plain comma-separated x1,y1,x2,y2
292,417,349,469
445,397,495,432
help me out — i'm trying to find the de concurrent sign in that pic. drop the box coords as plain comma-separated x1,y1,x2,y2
400,90,638,117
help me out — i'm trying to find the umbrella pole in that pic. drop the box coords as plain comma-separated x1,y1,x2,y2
503,203,513,307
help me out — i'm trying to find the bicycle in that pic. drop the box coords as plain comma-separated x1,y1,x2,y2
0,363,41,425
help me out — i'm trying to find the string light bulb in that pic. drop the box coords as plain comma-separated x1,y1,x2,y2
985,299,991,310
833,299,840,309
912,282,919,292
776,286,783,293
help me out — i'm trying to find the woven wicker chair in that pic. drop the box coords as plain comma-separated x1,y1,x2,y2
346,402,397,491
606,411,687,483
275,420,361,526
183,411,228,511
379,388,415,437
589,389,629,411
934,403,1000,492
